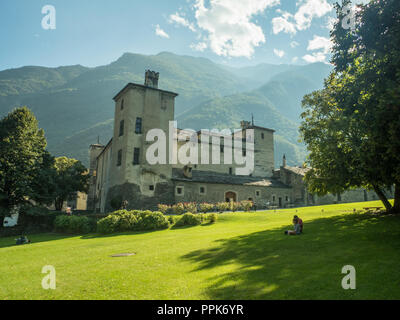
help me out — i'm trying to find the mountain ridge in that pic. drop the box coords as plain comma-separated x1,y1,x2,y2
0,52,332,167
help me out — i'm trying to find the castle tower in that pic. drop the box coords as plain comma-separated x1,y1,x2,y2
241,120,275,178
105,71,178,210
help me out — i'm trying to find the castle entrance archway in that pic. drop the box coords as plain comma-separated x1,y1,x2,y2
225,191,237,202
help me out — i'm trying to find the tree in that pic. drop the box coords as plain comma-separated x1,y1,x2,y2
53,157,89,211
0,107,47,211
300,0,400,212
30,151,57,206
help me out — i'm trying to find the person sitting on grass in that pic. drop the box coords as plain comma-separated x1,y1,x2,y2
15,235,31,245
294,215,303,233
284,217,302,235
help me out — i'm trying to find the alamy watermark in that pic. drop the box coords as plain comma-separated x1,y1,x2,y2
42,265,56,290
41,5,56,30
341,5,356,31
341,265,356,290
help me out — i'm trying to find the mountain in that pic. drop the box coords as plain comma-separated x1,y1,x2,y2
0,52,332,168
0,52,246,162
256,63,332,122
177,62,332,166
0,65,89,96
222,63,298,89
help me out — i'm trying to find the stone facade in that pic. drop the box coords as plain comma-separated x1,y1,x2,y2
87,71,381,213
273,158,384,207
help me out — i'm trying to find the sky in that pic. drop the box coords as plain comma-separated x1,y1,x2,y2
0,0,370,71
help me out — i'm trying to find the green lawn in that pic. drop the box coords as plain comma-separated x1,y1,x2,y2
1,201,400,300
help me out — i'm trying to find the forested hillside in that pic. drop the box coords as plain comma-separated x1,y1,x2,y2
0,52,332,167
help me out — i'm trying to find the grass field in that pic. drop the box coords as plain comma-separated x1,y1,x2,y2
1,200,400,300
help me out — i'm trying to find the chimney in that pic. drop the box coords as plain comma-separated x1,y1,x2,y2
144,70,159,88
283,154,287,168
240,120,251,129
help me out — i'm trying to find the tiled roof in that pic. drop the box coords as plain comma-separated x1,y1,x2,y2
172,168,291,188
113,83,178,101
283,166,310,176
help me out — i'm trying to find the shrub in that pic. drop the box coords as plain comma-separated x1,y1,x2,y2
168,215,179,225
97,215,120,234
110,209,129,216
54,215,69,232
199,203,214,213
174,213,202,227
207,213,218,223
118,212,138,231
157,204,171,215
216,202,230,212
183,202,197,214
97,210,169,234
241,200,254,212
135,211,169,231
231,202,242,212
171,203,185,215
54,215,91,234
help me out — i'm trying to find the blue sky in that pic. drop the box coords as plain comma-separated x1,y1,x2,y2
0,0,369,70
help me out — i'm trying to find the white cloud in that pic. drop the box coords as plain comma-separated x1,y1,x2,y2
294,0,333,30
303,35,332,63
190,42,208,52
302,52,327,63
307,35,332,54
155,25,170,38
169,12,196,32
272,12,296,35
193,0,280,58
274,48,285,58
272,0,333,35
292,56,299,63
290,41,300,48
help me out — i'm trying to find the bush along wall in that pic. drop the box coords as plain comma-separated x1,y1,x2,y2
96,210,218,234
158,200,254,215
54,215,94,234
97,210,170,234
173,212,218,227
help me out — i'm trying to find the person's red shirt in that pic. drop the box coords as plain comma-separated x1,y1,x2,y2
298,218,303,233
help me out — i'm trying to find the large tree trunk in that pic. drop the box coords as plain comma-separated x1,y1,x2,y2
373,185,393,212
55,198,64,211
393,184,400,214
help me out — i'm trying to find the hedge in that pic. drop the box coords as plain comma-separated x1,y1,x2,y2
54,215,93,234
97,210,169,234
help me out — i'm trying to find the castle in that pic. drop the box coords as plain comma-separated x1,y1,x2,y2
87,71,382,213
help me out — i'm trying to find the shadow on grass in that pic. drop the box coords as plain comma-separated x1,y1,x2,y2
0,227,173,247
170,222,215,230
80,228,167,239
181,213,400,300
83,222,216,236
0,233,76,249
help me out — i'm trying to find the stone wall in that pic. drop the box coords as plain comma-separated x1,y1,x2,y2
172,180,293,208
105,181,175,212
314,189,380,206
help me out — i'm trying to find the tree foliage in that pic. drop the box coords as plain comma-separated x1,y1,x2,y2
53,157,89,211
0,107,89,215
0,107,47,209
300,0,400,212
